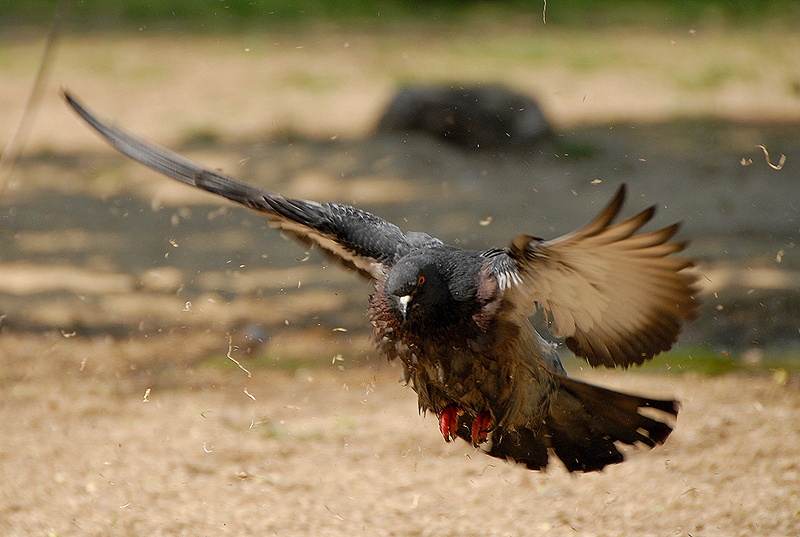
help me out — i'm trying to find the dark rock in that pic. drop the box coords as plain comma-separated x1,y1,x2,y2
376,84,550,150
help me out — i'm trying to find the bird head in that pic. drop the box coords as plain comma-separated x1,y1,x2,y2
385,256,449,323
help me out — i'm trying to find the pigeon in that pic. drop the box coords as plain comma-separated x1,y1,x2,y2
65,91,698,472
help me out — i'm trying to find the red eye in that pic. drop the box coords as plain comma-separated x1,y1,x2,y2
418,275,425,285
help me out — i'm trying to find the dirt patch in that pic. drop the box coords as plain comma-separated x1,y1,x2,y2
2,331,799,537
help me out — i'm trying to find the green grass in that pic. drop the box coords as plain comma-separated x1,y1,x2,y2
647,347,752,376
200,342,800,379
250,418,293,441
181,126,222,146
3,0,800,32
568,346,800,377
197,349,356,373
280,72,344,93
679,64,759,91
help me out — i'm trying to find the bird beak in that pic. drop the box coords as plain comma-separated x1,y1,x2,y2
398,295,412,320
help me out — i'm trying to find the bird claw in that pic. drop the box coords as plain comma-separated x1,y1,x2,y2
471,411,492,446
439,405,463,442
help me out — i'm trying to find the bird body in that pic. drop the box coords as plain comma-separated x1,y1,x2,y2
65,91,698,472
370,246,561,428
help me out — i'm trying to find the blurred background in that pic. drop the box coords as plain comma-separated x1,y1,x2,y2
3,0,799,373
2,2,800,536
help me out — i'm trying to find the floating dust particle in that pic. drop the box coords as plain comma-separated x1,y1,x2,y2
142,388,151,403
591,179,602,184
479,216,492,227
333,327,348,332
741,157,753,166
758,144,786,170
243,388,256,401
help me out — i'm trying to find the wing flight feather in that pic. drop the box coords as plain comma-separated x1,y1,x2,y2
64,91,407,280
487,185,699,368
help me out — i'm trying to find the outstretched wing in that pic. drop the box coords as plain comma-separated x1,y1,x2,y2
64,91,408,280
486,185,699,368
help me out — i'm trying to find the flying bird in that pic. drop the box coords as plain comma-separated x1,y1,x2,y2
65,91,698,472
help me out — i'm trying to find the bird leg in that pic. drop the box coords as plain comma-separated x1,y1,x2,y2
438,405,464,442
470,411,492,446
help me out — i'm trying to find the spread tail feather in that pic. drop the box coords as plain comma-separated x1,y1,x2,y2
479,376,678,472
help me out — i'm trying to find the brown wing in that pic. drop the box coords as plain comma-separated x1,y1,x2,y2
487,185,699,368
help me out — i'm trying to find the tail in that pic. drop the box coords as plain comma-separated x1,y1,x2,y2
479,376,679,472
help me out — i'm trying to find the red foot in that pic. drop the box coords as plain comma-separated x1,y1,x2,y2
439,405,463,442
470,411,492,445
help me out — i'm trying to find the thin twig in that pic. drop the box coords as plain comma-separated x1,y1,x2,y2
757,144,786,170
0,0,71,193
227,334,252,377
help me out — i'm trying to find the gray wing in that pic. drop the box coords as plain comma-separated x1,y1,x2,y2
64,91,410,280
485,185,699,368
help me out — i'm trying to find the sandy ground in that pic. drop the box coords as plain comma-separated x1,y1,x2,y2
1,331,800,537
2,20,800,537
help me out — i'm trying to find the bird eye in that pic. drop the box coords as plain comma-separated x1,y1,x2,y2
418,275,425,285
